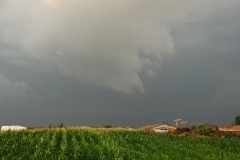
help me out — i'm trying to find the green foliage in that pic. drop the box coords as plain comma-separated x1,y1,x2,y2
160,121,170,125
0,128,240,159
189,124,197,131
224,132,238,139
102,125,112,128
198,123,213,136
235,116,240,125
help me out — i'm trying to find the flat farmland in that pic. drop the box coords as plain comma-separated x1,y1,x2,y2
0,128,240,160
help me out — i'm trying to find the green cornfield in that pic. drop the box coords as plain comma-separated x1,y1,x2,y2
0,128,240,160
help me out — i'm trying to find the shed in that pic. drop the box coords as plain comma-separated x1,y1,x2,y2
1,125,27,131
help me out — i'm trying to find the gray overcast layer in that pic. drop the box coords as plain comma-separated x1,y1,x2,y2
0,0,239,127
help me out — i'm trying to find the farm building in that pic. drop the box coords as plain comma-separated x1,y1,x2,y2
139,123,177,133
218,125,240,132
1,125,27,131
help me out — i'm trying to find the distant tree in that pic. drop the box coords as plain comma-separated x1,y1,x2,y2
102,125,112,128
57,123,63,128
234,116,240,125
189,124,197,131
58,123,64,128
160,121,170,125
197,123,213,136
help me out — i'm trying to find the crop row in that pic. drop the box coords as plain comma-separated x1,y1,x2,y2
0,128,240,159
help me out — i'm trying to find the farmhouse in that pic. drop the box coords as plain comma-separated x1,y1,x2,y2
218,125,240,132
1,125,27,131
139,123,177,133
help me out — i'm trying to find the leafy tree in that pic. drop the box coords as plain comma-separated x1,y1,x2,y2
189,124,197,131
197,124,213,136
102,125,112,128
235,116,240,125
160,121,170,125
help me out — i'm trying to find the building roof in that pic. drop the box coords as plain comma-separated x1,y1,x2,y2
218,125,240,131
139,123,176,130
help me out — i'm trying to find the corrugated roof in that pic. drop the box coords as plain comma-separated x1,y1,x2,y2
139,123,176,130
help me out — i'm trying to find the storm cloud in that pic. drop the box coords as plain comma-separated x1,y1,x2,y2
0,0,181,93
0,0,239,127
0,73,31,100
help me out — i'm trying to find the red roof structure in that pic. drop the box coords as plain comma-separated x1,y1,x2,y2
218,125,240,131
139,123,177,133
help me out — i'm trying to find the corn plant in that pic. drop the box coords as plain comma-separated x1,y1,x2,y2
0,128,240,159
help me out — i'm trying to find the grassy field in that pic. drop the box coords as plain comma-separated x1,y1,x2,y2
0,128,240,160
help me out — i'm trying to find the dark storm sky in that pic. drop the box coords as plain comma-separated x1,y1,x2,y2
0,0,239,127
